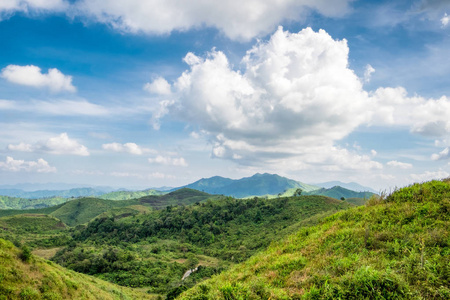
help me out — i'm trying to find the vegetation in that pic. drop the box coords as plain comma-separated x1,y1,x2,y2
178,179,450,299
50,195,350,295
0,238,157,299
303,185,375,201
99,189,165,200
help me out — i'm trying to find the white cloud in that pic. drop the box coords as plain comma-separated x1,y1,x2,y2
7,142,33,152
144,77,171,95
386,160,413,169
8,133,89,156
364,64,375,83
0,98,111,116
73,0,352,41
1,65,76,93
410,170,449,182
148,155,188,167
431,147,450,160
441,13,449,27
0,156,56,173
0,0,67,18
102,142,154,155
371,149,377,156
370,87,450,137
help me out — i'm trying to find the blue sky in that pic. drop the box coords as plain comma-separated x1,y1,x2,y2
1,0,450,190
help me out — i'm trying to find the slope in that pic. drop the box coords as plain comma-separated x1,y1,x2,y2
0,238,156,299
99,189,165,200
179,179,450,299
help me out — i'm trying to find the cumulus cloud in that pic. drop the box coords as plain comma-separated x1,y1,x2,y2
8,133,89,156
148,155,188,167
73,0,352,40
364,64,375,83
155,27,381,171
144,77,171,95
102,142,154,155
441,13,449,27
431,147,450,160
410,170,450,182
0,156,56,173
386,160,413,169
1,65,76,93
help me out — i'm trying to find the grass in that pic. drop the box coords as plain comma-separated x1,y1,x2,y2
178,179,450,299
0,238,157,299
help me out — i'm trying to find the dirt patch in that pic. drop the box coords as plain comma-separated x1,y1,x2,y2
32,247,63,260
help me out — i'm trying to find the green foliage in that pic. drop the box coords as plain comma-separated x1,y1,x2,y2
19,245,32,262
51,195,349,294
178,179,450,300
0,238,156,299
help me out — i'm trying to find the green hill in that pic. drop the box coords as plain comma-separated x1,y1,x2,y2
0,188,218,227
305,185,375,201
138,188,218,209
99,189,165,200
0,195,70,210
178,179,450,299
0,238,156,299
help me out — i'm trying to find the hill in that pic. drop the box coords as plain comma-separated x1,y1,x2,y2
99,188,165,200
0,188,218,227
305,186,375,201
178,179,450,299
0,238,155,299
315,181,378,193
180,173,319,198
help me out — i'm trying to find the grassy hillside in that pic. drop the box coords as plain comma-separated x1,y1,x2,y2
179,179,450,299
0,238,156,299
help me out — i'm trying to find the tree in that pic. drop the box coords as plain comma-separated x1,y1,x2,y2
294,188,303,197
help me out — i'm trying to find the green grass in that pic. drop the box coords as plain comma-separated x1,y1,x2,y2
0,238,158,299
178,179,450,299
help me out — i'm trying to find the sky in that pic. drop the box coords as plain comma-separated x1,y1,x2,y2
1,0,450,191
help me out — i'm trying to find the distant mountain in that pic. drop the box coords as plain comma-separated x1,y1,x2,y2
314,181,377,193
305,186,375,200
178,173,320,198
0,187,112,199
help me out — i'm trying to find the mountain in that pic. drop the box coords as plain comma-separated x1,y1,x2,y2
305,186,376,201
179,173,319,198
0,187,110,199
178,179,450,299
315,180,377,193
0,238,155,299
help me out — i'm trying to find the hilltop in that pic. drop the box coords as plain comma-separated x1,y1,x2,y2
0,238,155,299
179,179,450,299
